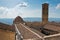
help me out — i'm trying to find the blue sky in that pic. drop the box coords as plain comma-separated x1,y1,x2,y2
0,0,60,18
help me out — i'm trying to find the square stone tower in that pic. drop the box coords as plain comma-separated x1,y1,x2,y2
42,3,49,25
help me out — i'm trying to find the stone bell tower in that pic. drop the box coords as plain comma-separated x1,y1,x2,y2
42,3,49,25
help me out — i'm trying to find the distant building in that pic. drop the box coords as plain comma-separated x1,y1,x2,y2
13,16,24,24
42,3,49,25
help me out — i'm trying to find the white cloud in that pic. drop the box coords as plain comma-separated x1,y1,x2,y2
0,2,28,18
18,2,28,7
15,2,28,8
0,7,8,14
21,9,41,18
0,7,22,18
0,1,41,18
56,3,60,9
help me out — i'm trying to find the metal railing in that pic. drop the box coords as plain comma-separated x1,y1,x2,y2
15,24,23,40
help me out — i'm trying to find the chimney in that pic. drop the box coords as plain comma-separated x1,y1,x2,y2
42,3,49,25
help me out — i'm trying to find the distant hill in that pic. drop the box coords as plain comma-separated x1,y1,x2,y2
0,18,60,25
0,22,15,32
